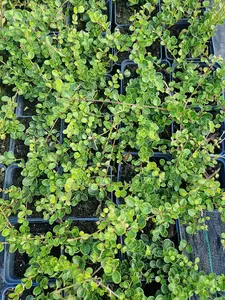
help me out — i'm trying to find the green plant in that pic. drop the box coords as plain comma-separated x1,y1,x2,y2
0,0,225,299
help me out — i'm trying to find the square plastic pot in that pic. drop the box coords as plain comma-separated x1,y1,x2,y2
65,0,112,29
4,218,64,285
114,0,160,27
165,22,214,61
120,59,171,95
2,285,37,300
2,165,23,200
3,216,100,285
116,151,182,257
15,96,37,118
113,25,163,65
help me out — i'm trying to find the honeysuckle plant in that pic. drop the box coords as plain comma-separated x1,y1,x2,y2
0,0,225,299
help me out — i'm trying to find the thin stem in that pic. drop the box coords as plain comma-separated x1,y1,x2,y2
96,280,120,298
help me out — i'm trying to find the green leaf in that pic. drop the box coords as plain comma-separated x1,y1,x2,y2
55,79,63,92
77,286,85,298
27,51,34,60
88,184,98,196
179,189,187,197
186,226,194,235
112,270,121,284
15,284,24,294
33,286,42,296
80,243,91,255
2,229,10,237
179,239,187,251
188,209,196,217
78,6,85,13
22,177,34,187
186,245,193,254
203,1,210,7
142,203,151,214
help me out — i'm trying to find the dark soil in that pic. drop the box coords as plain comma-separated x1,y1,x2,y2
151,156,168,171
27,201,43,218
70,198,105,217
167,223,179,248
65,1,109,29
15,222,54,236
116,0,138,24
142,218,155,235
14,251,29,277
158,125,172,140
54,119,61,131
143,281,162,296
146,40,161,58
4,287,34,300
205,162,222,179
94,76,114,113
160,0,205,20
117,50,130,63
18,117,31,131
156,63,170,82
13,222,61,278
120,162,136,183
29,222,54,235
171,122,181,135
22,99,38,116
116,0,158,25
0,84,15,99
14,140,29,160
168,23,189,39
0,136,10,155
11,168,23,188
120,154,168,183
72,221,98,234
140,219,178,247
115,27,161,63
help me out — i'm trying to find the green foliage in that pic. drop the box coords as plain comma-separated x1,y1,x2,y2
0,0,225,299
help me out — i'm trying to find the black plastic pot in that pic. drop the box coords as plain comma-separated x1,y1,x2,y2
116,151,172,203
171,61,225,155
158,0,206,25
2,284,58,300
120,58,171,94
113,25,131,65
116,151,182,257
2,286,36,300
3,217,99,285
2,165,23,200
106,0,113,31
113,25,163,65
3,218,51,285
15,96,37,118
165,22,214,61
114,0,160,27
65,0,112,30
214,157,225,188
0,164,6,199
